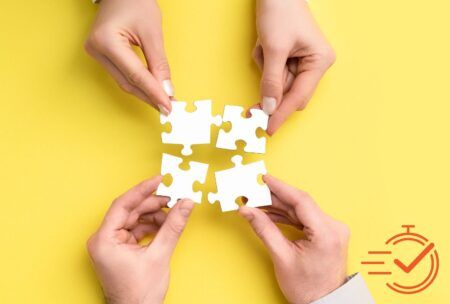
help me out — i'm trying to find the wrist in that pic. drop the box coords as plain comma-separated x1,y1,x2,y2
304,276,348,304
296,275,347,304
104,291,163,304
107,297,163,304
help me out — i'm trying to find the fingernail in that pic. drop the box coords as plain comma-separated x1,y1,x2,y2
162,79,174,97
262,96,276,115
239,206,254,220
158,104,170,116
179,199,195,218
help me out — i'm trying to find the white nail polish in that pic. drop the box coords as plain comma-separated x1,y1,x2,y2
158,104,170,116
162,79,174,97
262,96,277,115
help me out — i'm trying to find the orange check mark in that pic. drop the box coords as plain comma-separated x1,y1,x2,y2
394,243,435,273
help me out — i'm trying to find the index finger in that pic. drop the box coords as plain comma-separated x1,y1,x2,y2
100,176,163,232
263,175,324,228
101,42,171,113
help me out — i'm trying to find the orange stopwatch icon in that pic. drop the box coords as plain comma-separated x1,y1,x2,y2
361,225,439,294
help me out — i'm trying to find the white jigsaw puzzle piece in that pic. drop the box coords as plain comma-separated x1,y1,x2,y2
208,155,272,212
156,153,209,207
161,100,222,155
216,106,268,154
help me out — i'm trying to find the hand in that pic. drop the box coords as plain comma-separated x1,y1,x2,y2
253,0,336,134
85,0,173,115
239,175,349,304
87,176,195,304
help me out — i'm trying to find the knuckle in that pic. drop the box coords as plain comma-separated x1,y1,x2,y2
152,59,171,75
86,234,100,255
323,222,350,250
261,77,283,94
295,94,310,111
86,27,114,52
111,197,121,208
126,69,147,87
254,225,267,239
337,222,351,240
83,40,95,56
296,102,307,111
168,220,185,235
118,82,134,94
265,44,288,56
319,47,337,68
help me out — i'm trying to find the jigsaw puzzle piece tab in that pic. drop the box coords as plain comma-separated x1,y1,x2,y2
160,100,222,156
208,155,272,212
156,153,209,207
216,106,268,154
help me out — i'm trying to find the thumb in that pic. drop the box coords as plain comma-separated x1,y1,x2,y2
239,206,291,258
260,49,287,115
150,199,195,256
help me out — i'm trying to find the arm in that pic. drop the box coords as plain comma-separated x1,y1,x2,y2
239,175,374,304
254,0,335,134
85,0,173,114
86,176,194,304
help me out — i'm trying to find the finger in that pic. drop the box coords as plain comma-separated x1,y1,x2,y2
139,210,167,227
100,176,163,232
263,175,324,228
141,32,174,98
86,47,158,110
253,45,295,95
260,48,288,115
130,223,161,242
266,212,301,228
261,205,289,218
127,210,167,242
149,199,195,256
239,206,291,258
101,42,172,114
263,197,304,228
267,67,325,134
122,196,169,229
267,193,291,213
134,196,169,215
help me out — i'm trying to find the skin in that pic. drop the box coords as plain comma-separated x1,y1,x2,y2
239,175,349,304
88,175,349,304
85,0,334,132
254,0,336,134
86,176,195,304
85,0,173,115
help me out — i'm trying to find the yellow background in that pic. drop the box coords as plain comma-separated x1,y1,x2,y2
1,0,449,303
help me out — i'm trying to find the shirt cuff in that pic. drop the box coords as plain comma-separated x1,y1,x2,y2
311,273,375,304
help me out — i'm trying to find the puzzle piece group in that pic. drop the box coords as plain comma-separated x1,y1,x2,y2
161,100,268,155
158,100,271,212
